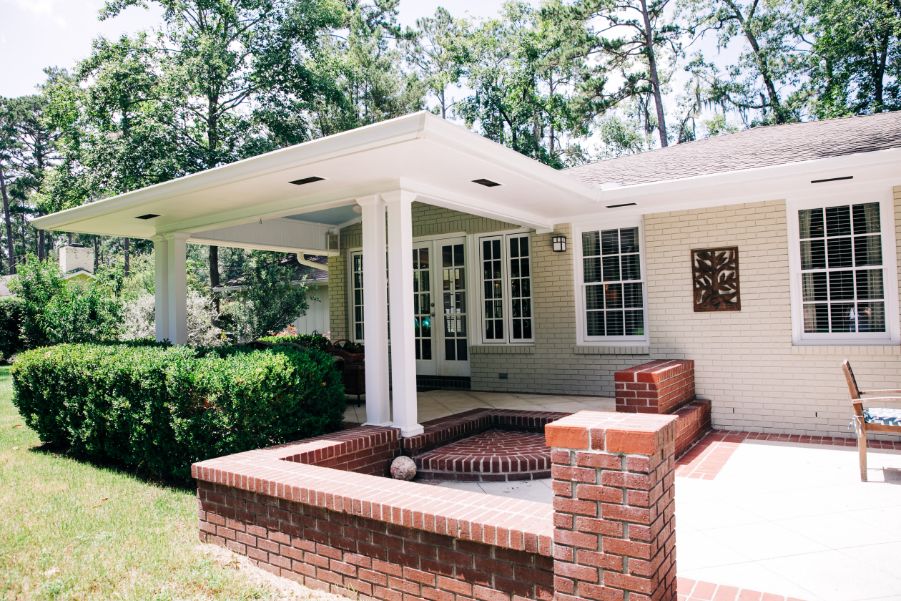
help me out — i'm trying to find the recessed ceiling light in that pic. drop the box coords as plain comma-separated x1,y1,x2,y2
472,178,501,187
605,202,637,209
290,176,325,186
136,213,160,220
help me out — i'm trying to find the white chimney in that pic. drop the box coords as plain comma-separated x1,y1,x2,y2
59,245,95,275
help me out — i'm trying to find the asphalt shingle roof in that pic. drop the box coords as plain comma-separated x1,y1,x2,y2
565,111,901,187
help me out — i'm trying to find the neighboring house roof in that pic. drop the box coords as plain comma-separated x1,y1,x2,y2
217,254,328,290
566,111,901,187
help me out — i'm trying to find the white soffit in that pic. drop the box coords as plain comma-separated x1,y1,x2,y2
32,112,601,239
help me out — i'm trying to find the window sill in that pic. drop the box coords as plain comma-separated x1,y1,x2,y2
470,345,535,355
573,345,650,356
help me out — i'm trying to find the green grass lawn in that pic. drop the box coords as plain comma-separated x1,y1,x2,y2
0,364,296,601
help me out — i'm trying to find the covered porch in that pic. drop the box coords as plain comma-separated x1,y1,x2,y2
32,112,603,438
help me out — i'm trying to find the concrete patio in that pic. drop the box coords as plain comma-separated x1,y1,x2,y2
343,389,616,424
433,432,901,601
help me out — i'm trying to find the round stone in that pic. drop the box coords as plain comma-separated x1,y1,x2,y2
390,455,417,481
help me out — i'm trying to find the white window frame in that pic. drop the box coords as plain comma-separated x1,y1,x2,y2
573,219,650,346
475,230,535,345
787,185,900,346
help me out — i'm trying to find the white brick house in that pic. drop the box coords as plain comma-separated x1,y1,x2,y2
33,111,901,437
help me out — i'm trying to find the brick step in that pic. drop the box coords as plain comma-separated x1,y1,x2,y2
413,429,552,482
673,399,712,457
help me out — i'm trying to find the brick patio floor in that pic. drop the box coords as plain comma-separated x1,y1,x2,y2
432,431,901,601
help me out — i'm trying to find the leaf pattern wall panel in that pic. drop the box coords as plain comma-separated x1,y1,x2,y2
691,247,741,312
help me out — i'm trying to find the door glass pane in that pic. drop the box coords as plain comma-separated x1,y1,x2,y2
442,243,468,361
413,247,432,360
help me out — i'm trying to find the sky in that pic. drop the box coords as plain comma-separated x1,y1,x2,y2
0,0,537,98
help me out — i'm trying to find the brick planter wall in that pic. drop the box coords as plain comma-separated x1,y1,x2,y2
615,360,695,415
193,410,680,601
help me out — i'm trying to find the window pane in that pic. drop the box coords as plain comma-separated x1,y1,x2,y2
605,284,623,309
602,256,620,281
825,205,852,236
827,237,852,268
620,228,639,253
606,311,624,336
799,209,824,239
858,302,886,332
856,270,883,300
802,272,828,302
853,203,880,234
582,231,600,257
803,304,829,333
584,258,602,283
854,235,882,266
601,230,619,255
801,240,826,270
830,303,855,332
623,283,643,308
828,271,855,300
586,311,605,336
586,285,604,310
622,254,641,280
624,310,644,336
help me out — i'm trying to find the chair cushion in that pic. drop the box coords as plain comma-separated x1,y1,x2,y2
863,408,901,426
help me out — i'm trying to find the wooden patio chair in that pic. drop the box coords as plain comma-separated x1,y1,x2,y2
842,360,901,481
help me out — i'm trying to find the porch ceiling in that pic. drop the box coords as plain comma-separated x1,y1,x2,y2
32,112,601,241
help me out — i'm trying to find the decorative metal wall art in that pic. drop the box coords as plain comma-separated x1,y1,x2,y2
691,246,741,312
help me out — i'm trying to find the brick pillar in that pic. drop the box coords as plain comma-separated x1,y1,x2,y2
546,411,678,601
615,360,695,414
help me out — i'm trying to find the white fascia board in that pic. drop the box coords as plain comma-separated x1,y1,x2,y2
585,148,901,216
401,179,555,232
32,113,431,232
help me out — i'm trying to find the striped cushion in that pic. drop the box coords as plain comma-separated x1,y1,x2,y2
863,408,901,426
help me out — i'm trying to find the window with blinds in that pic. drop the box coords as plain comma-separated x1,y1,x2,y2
580,226,646,341
798,202,886,335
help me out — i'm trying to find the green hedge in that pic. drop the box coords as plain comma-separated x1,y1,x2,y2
257,333,331,351
11,342,345,482
0,297,25,361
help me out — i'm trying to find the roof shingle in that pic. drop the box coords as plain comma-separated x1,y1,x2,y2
565,111,901,187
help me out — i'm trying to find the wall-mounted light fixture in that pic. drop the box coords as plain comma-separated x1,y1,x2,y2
552,234,567,253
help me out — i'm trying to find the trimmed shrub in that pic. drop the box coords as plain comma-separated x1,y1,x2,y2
258,333,331,351
11,342,345,482
0,296,25,361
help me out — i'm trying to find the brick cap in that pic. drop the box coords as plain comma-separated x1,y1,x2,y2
545,411,677,455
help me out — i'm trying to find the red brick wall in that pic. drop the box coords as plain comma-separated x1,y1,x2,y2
282,426,400,476
199,481,554,601
672,401,711,457
615,360,695,414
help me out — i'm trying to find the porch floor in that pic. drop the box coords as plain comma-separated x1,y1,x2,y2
342,389,615,424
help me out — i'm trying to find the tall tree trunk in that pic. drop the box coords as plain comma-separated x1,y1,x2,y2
0,167,15,275
93,236,100,272
640,0,668,147
207,98,221,308
725,0,786,123
123,238,130,275
37,229,45,260
873,32,889,112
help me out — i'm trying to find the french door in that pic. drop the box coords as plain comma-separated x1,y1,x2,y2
413,236,470,377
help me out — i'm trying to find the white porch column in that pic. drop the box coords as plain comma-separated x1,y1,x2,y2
357,195,391,426
385,190,422,437
153,235,170,343
165,233,189,345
